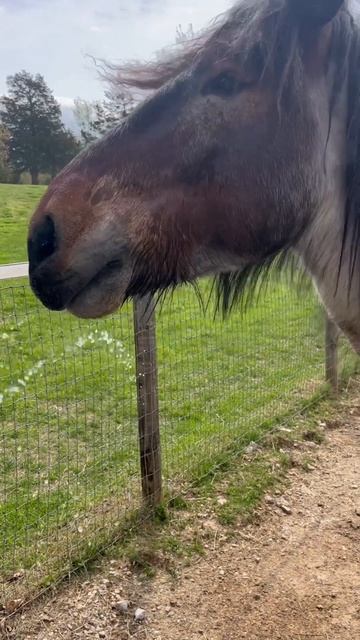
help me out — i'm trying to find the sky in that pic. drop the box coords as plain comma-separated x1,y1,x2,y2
0,0,233,110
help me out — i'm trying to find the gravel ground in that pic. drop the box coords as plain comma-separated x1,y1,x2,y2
4,402,360,640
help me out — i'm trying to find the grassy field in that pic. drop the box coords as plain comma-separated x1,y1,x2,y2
0,184,46,263
0,184,356,600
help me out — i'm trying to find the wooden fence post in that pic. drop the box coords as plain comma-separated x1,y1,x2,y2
133,295,162,507
325,316,340,394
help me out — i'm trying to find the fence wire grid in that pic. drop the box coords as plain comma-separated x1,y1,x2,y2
0,274,357,606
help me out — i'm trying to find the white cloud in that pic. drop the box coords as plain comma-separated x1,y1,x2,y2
0,0,232,100
56,96,75,108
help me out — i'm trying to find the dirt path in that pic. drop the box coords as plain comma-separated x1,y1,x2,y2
7,411,360,640
0,263,28,280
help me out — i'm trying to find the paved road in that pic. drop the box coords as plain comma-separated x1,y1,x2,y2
0,262,28,280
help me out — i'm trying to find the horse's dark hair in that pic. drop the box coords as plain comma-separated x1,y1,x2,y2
109,0,360,313
105,1,306,98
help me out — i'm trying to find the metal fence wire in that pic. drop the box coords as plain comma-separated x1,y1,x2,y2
0,274,357,606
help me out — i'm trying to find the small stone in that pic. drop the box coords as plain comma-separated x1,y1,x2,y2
41,614,53,623
245,442,261,455
6,571,24,583
113,600,129,614
217,496,228,506
134,608,146,622
276,501,292,515
317,604,324,611
264,495,274,505
355,507,360,517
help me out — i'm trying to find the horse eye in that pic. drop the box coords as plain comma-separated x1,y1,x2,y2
202,71,242,98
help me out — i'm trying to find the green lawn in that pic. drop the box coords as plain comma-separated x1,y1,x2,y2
0,184,46,263
0,184,356,600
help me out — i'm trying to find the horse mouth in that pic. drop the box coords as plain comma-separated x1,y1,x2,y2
66,259,126,319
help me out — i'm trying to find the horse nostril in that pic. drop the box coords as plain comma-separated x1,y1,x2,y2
28,214,57,272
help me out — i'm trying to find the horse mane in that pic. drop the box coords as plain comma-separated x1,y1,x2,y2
105,0,360,314
103,1,301,95
102,31,211,93
341,9,360,299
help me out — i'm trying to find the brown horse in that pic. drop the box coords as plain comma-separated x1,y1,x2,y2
28,0,360,351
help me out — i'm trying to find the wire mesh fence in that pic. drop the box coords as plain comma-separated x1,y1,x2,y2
0,273,358,608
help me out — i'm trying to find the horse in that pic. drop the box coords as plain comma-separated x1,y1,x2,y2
28,0,360,352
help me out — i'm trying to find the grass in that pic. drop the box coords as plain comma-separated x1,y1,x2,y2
0,184,46,263
89,399,336,585
0,183,358,603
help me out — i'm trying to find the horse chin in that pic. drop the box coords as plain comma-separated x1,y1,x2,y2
67,292,124,319
66,268,130,319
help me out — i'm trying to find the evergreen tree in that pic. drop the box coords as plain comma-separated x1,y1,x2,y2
0,125,10,183
47,128,81,178
0,71,79,184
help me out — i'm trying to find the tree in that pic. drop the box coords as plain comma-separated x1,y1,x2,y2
175,24,194,44
0,71,79,184
0,126,11,183
74,88,134,146
47,128,81,178
74,24,190,148
73,98,96,145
